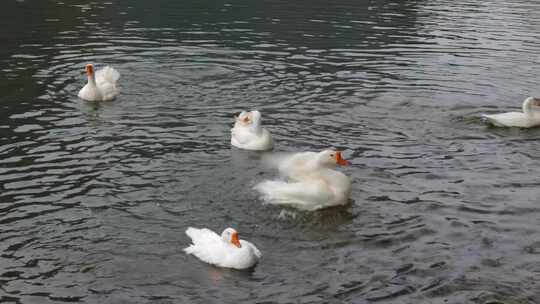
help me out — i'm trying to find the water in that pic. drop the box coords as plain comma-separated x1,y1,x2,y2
2,0,540,303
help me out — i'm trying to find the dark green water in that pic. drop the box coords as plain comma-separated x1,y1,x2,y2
1,0,540,303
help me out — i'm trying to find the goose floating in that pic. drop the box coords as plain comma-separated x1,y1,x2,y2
255,149,351,211
184,227,261,270
482,97,540,128
78,64,120,101
231,110,273,151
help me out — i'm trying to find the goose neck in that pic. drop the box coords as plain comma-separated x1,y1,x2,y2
523,97,535,116
87,74,97,86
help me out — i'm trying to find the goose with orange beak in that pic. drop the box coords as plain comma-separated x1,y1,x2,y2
255,149,351,211
78,63,120,101
231,110,273,150
184,227,261,270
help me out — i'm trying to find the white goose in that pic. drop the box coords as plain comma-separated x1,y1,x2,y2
231,110,273,151
255,150,351,211
78,64,120,101
184,227,261,270
482,97,540,128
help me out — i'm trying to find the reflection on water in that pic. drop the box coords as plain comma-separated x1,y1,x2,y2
1,0,540,303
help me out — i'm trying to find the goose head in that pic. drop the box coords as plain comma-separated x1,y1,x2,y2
221,228,241,248
522,97,540,115
235,110,264,133
85,63,96,84
318,150,349,167
236,111,251,126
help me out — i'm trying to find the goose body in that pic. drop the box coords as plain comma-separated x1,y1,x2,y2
184,227,261,270
231,110,273,151
78,64,120,101
482,97,540,128
255,150,351,211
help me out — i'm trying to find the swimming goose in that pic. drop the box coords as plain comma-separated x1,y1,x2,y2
78,64,120,101
482,97,540,128
231,110,273,150
184,227,261,270
255,149,351,211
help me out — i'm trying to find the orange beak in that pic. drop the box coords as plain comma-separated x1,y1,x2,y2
336,151,349,166
231,232,241,248
85,64,94,76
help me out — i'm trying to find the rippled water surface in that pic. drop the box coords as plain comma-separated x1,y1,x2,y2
2,0,540,303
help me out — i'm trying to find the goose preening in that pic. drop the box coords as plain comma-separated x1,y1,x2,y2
231,110,273,151
482,97,540,128
255,149,351,211
184,227,261,270
78,64,120,101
